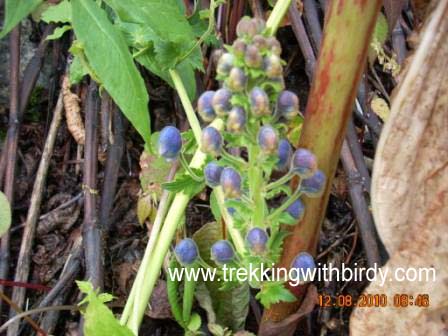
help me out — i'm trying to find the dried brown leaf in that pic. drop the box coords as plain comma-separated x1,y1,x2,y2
351,2,448,334
62,76,85,145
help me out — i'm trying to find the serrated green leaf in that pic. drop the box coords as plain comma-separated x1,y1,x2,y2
255,282,296,308
193,222,249,331
76,281,133,336
268,230,289,263
71,0,151,144
0,0,43,38
162,173,205,196
41,0,71,23
46,25,71,40
105,0,203,100
167,258,186,328
0,192,11,238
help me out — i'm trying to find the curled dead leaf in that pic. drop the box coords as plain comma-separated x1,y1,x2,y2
351,2,448,334
62,76,85,145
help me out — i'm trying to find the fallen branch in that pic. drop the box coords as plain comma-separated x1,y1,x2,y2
82,82,102,289
8,89,65,336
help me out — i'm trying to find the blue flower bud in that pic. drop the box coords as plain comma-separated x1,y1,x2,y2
158,126,182,161
232,39,247,57
226,106,246,133
201,126,223,156
197,90,216,122
250,87,270,117
245,45,263,68
277,91,299,119
291,148,317,177
236,17,258,38
253,18,266,34
227,67,247,92
290,252,316,283
174,238,199,266
253,35,267,50
258,125,278,154
263,54,283,78
266,36,282,55
220,167,241,198
217,53,234,77
300,170,326,197
211,240,235,264
212,88,232,117
277,139,292,171
246,228,268,254
204,162,223,188
286,199,305,221
227,206,236,216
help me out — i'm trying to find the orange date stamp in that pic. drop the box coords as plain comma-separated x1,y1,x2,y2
318,293,430,308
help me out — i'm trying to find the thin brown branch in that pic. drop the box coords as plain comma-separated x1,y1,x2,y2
82,82,103,289
7,90,64,336
0,25,21,309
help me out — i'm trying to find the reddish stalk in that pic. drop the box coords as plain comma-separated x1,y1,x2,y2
0,26,21,310
261,0,382,328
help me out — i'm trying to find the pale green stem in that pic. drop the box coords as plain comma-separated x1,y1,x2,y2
127,119,224,334
265,170,294,191
268,185,302,221
121,182,175,325
179,152,203,182
248,144,265,228
265,0,293,36
220,148,247,169
214,187,246,255
169,69,202,143
177,0,216,65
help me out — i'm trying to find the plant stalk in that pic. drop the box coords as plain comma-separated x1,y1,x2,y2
127,118,224,334
261,0,382,328
169,69,202,143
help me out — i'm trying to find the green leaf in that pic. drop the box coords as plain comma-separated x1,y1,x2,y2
373,12,389,46
69,55,89,85
224,199,253,221
210,190,222,222
0,192,12,238
0,0,43,38
162,173,205,196
193,222,249,331
71,0,151,144
167,258,186,328
105,0,203,100
46,25,71,40
41,0,71,23
255,282,296,308
76,281,133,336
187,313,202,331
267,230,289,263
277,212,297,225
